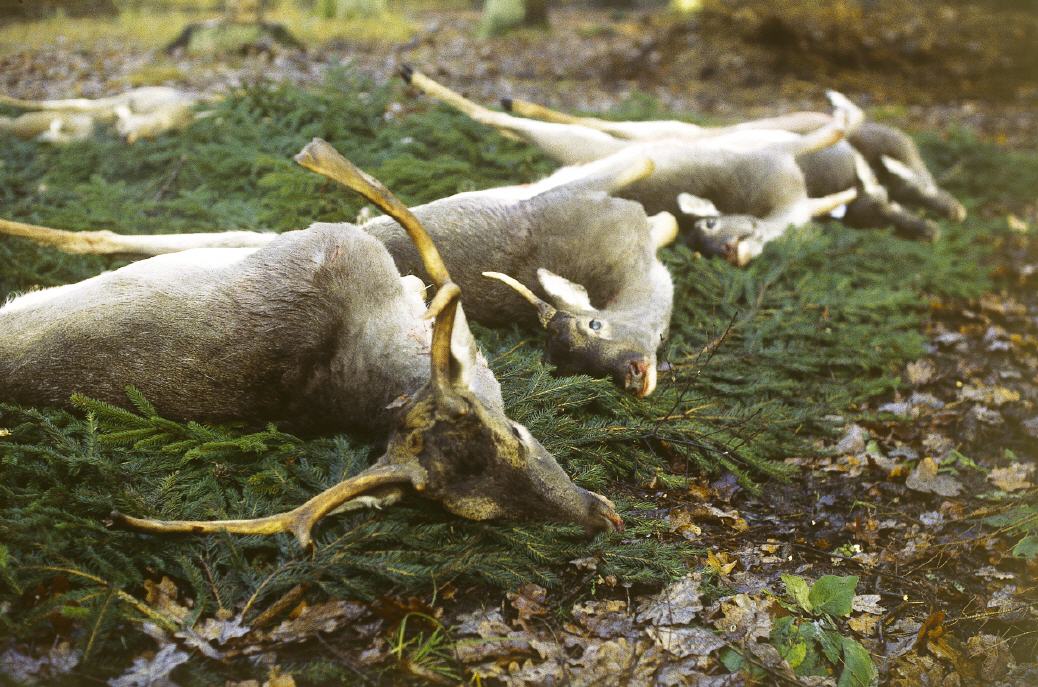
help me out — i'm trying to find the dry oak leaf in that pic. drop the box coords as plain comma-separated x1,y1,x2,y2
646,625,726,658
636,575,704,626
508,583,548,627
571,599,635,639
714,594,771,642
960,384,1020,407
905,457,962,496
266,599,367,644
143,576,190,624
987,463,1035,492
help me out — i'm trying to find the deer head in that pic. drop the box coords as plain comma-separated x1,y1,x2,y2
113,139,622,547
482,269,662,397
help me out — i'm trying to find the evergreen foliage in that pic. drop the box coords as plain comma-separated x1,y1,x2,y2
0,67,1026,682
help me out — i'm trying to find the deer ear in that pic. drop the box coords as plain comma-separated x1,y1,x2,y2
677,192,720,218
400,274,427,304
449,305,481,389
536,268,593,312
880,155,918,183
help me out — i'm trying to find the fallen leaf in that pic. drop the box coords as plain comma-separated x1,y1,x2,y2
835,425,867,455
848,614,879,636
966,633,1014,679
906,457,962,496
108,643,189,687
1007,214,1029,233
987,463,1034,492
0,642,81,683
646,625,725,657
960,384,1020,407
905,359,935,386
714,594,771,641
195,614,250,645
913,610,945,649
569,556,599,571
667,507,702,539
143,577,190,624
851,594,885,615
571,599,634,638
508,583,547,627
267,599,367,643
455,609,512,638
706,550,737,576
636,576,704,625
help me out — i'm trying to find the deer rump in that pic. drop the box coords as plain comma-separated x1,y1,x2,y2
0,225,480,434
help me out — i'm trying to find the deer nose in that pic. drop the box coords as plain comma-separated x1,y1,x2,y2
722,239,741,265
624,358,656,398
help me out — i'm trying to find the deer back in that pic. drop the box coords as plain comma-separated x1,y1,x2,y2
357,187,658,322
0,223,496,434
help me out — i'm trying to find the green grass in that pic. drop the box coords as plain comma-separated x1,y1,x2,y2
0,1,420,55
0,67,1034,684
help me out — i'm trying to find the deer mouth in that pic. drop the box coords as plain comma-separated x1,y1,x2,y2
588,492,624,534
602,510,625,533
625,359,657,398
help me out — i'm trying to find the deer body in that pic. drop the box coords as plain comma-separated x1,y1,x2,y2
2,179,676,396
503,94,965,227
1,139,623,540
0,86,215,143
402,68,857,265
0,225,485,434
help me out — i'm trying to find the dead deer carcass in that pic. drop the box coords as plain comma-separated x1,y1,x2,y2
501,90,966,230
0,86,215,143
0,160,677,397
401,67,860,266
0,139,622,544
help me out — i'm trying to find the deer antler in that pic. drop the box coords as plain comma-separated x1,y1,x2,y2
482,271,557,327
294,138,450,288
295,138,462,400
112,463,426,549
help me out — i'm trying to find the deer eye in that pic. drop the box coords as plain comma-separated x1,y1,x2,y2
704,218,717,230
588,319,603,331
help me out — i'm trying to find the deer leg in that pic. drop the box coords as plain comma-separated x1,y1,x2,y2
522,149,653,196
400,67,624,164
0,217,278,256
503,96,708,141
0,92,123,113
649,211,679,249
800,187,859,219
112,463,427,549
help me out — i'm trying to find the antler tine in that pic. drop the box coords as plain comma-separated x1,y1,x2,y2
112,464,426,549
482,271,557,327
294,138,452,288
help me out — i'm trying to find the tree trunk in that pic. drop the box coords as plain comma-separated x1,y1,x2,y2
480,0,550,36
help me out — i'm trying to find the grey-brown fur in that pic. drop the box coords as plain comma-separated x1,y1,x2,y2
358,184,674,394
0,213,621,534
1,182,674,396
0,225,444,434
402,69,857,266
